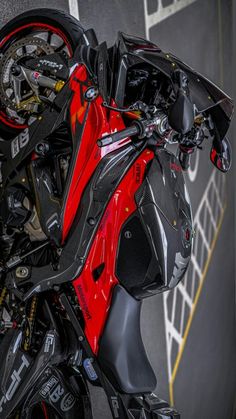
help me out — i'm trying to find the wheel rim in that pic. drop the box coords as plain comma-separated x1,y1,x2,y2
0,22,74,129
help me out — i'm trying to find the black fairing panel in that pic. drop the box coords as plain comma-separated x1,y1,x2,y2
115,32,233,140
98,285,157,394
20,366,84,419
116,148,192,298
5,143,142,300
116,213,155,297
0,327,65,418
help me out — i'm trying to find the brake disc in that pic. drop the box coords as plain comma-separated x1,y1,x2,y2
0,36,54,115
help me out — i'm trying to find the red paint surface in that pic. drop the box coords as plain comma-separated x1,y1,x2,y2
73,149,154,354
62,65,129,241
0,22,73,54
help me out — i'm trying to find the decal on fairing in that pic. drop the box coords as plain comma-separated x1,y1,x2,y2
76,285,92,320
83,358,98,381
44,333,55,353
60,393,76,412
49,384,64,403
47,383,76,412
40,375,59,398
111,396,120,419
11,129,29,158
33,370,78,415
0,354,30,413
38,59,63,70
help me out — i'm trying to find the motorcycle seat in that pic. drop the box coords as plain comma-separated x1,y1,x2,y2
98,285,157,394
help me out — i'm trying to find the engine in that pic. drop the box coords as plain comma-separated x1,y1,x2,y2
0,123,72,269
0,185,48,265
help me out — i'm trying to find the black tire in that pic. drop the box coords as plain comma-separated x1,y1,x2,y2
0,8,86,139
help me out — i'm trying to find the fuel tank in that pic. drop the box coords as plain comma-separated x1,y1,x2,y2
116,148,193,298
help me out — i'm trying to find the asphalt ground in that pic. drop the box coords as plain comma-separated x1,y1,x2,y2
0,1,235,418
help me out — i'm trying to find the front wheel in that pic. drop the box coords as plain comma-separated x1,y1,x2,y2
0,8,85,139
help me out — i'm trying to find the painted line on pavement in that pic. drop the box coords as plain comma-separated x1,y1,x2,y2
169,204,226,405
68,0,80,20
143,0,197,39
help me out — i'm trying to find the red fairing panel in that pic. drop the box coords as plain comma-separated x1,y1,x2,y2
73,149,154,354
62,65,129,241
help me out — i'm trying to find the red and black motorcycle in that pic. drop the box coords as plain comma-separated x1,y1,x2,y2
0,9,233,419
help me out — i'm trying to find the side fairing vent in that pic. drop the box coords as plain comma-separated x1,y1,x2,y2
116,212,162,298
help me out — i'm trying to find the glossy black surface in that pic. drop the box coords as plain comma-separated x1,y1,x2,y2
117,148,192,298
114,32,233,140
98,285,157,393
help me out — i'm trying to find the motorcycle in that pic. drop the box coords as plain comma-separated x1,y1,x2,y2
0,8,233,419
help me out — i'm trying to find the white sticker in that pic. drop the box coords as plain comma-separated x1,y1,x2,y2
60,393,76,412
11,129,29,158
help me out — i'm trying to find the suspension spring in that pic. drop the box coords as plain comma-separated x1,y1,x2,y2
0,287,7,307
23,295,38,351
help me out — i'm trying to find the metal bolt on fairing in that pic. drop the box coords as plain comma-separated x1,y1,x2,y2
16,266,29,278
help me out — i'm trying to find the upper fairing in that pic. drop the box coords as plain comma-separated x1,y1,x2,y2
135,148,193,292
116,32,233,139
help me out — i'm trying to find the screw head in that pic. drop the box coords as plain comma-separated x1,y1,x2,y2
87,217,96,226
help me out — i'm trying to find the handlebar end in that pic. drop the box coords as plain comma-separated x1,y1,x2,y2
97,136,113,147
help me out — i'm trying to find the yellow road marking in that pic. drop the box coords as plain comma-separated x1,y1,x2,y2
169,204,226,406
